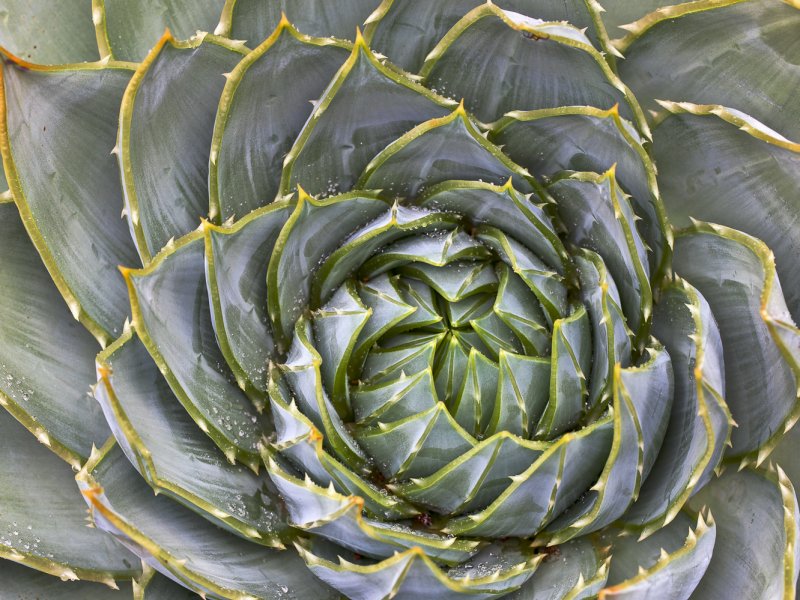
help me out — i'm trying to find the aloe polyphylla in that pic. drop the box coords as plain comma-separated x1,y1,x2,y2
0,1,799,599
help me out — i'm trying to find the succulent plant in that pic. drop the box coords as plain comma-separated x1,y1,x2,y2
1,1,800,598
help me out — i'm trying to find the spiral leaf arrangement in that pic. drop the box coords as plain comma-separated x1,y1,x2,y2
1,1,800,599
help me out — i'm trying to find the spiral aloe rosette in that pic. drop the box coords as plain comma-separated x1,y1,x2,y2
1,1,800,599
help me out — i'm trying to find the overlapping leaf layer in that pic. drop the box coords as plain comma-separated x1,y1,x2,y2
1,1,800,599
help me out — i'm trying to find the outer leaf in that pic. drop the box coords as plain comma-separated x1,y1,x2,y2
687,467,800,599
620,279,731,537
598,0,699,37
209,19,350,221
0,408,139,586
419,3,647,130
652,102,800,322
97,0,225,62
134,567,199,599
217,0,380,43
673,223,800,465
118,32,245,262
279,33,454,197
204,201,293,400
0,202,109,467
0,0,98,64
124,233,265,466
599,511,715,600
618,1,800,140
366,0,606,73
358,103,534,197
96,328,289,546
0,57,140,344
77,441,340,599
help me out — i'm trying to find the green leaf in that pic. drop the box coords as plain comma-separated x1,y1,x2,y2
0,560,133,599
418,179,569,275
352,368,438,425
490,105,669,279
209,21,350,221
280,35,454,197
391,432,547,516
118,33,245,262
419,4,646,128
1,59,140,344
549,169,651,337
134,567,198,599
0,203,109,467
98,0,225,62
267,190,388,347
266,457,481,565
297,539,540,600
125,233,265,466
77,441,340,599
0,408,139,586
598,0,697,37
355,402,477,480
95,328,289,546
673,222,800,465
366,0,605,73
544,344,673,544
0,0,99,64
358,104,534,197
651,103,800,322
204,201,293,401
506,537,610,600
687,467,800,599
217,0,380,43
443,416,613,537
620,279,731,537
485,351,550,437
599,510,715,600
618,1,800,140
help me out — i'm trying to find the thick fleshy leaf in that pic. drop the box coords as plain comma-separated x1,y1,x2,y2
0,0,98,64
507,537,610,600
355,402,476,480
266,457,480,565
673,223,800,465
0,58,140,344
485,351,550,437
419,4,645,128
358,104,534,197
267,190,388,346
280,34,454,197
600,511,715,600
118,33,245,262
598,0,695,37
217,0,380,43
0,202,109,466
545,345,673,544
125,234,265,465
205,201,292,400
391,432,547,516
618,1,800,141
652,103,800,322
77,442,340,599
443,416,613,537
366,0,605,73
96,328,288,545
134,567,199,599
417,179,568,274
267,374,419,520
621,279,731,537
209,20,350,220
574,250,632,412
687,467,800,599
0,560,133,599
549,169,651,337
490,105,669,278
98,0,224,62
0,408,139,585
297,540,540,600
